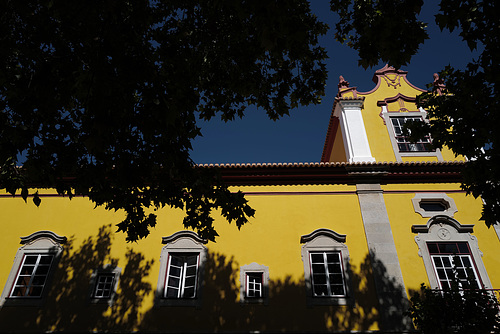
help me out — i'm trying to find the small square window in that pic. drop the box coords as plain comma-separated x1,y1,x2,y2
89,266,121,305
93,273,115,299
239,263,269,304
245,272,263,298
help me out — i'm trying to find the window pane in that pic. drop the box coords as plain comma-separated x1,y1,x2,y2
185,266,197,276
183,287,195,298
326,253,340,263
328,263,342,274
439,243,458,254
312,263,326,274
186,256,198,266
313,285,328,296
331,285,345,296
184,276,196,287
167,276,180,288
313,274,327,285
32,275,47,285
458,243,469,254
24,256,38,265
432,257,443,267
419,202,446,211
330,273,343,284
39,256,53,265
311,254,324,263
166,287,179,298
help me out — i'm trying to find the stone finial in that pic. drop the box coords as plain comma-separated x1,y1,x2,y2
433,73,446,95
338,75,350,89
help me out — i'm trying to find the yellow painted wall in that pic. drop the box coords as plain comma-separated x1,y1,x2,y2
0,185,380,332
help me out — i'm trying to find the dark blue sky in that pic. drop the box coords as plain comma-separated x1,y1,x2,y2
190,1,479,165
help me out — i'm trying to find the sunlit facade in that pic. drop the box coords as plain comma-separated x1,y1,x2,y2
1,66,498,332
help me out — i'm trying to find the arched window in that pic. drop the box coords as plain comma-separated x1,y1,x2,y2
156,231,207,307
412,215,492,289
301,228,353,306
0,231,66,307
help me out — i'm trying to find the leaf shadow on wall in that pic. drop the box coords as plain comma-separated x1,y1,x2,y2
0,224,154,332
140,252,389,332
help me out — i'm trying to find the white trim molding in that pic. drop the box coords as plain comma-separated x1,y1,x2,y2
412,215,492,289
412,193,458,218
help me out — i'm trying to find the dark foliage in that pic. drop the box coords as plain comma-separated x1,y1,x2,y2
330,0,428,69
406,282,500,333
0,0,327,241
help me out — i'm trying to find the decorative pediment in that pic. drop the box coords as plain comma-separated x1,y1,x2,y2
300,228,347,244
162,230,207,244
20,231,67,245
411,215,474,234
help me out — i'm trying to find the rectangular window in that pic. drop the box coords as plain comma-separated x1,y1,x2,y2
245,273,263,298
310,252,346,297
93,273,116,299
164,253,199,299
391,117,432,152
10,254,54,298
427,242,481,289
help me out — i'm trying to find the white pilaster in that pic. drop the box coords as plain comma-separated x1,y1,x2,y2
335,99,376,163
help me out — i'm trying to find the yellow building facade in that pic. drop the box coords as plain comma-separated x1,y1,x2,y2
0,66,498,333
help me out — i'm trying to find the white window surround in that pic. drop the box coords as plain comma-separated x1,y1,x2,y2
0,231,67,307
239,262,269,305
412,215,492,289
412,193,458,218
89,265,121,306
381,107,443,162
334,98,376,163
300,228,353,306
156,231,207,308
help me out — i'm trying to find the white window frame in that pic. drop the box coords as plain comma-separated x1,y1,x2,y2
412,215,492,290
156,231,207,308
300,229,353,306
0,231,66,307
309,251,347,298
239,262,269,305
164,253,200,299
89,265,121,306
381,107,443,162
427,243,481,289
